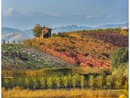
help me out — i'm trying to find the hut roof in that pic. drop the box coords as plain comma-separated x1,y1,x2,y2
42,26,51,30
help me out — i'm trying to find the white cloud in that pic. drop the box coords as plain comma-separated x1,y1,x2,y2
4,8,14,16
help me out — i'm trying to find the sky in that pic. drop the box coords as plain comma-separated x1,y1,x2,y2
2,0,128,30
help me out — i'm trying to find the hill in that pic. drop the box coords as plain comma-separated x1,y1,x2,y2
2,27,33,42
22,28,128,67
52,25,93,33
2,29,128,94
2,27,23,33
52,23,128,33
2,44,74,70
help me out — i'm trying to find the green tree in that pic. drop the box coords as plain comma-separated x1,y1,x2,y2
114,75,122,89
124,79,128,89
114,28,121,32
96,75,103,89
3,79,11,89
40,77,46,89
25,77,30,89
55,77,61,88
71,75,79,89
111,48,128,67
67,75,72,87
32,24,42,37
106,75,112,89
21,78,25,88
25,77,33,89
89,75,94,89
63,76,68,89
47,77,53,89
52,33,57,37
80,75,85,90
33,78,38,89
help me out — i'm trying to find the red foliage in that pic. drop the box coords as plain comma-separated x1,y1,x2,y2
22,29,127,67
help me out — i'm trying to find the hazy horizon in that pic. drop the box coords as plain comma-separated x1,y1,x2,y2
2,23,128,31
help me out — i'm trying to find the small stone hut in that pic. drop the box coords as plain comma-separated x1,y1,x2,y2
40,26,52,38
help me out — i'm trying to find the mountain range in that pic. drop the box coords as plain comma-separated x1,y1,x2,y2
2,23,128,41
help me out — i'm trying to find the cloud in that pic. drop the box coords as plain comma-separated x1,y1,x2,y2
4,8,14,16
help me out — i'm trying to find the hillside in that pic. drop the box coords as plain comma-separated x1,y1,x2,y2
22,28,128,67
2,44,74,70
2,28,128,97
2,28,128,69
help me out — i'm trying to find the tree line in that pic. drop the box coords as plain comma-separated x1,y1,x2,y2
2,74,127,90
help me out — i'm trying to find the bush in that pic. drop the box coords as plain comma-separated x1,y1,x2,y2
111,48,128,67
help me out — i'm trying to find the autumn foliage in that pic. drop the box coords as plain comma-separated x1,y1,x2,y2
22,29,128,67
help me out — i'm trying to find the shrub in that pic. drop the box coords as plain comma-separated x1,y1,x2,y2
111,48,128,67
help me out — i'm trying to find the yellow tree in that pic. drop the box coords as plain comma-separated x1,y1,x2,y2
89,75,94,89
47,77,53,89
106,75,112,89
80,75,85,90
32,24,42,37
40,77,46,89
96,75,103,89
63,76,68,89
55,77,61,89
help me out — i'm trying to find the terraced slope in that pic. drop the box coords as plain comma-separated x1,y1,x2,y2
2,44,74,70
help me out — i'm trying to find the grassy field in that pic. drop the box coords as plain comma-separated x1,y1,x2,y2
2,87,127,98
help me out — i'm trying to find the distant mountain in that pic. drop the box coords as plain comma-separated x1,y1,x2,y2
2,27,23,33
52,23,128,33
52,25,93,33
96,23,128,29
2,27,33,41
2,23,128,41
